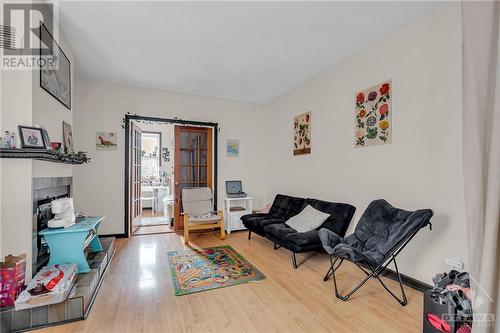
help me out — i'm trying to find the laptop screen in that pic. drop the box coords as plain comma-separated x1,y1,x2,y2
226,181,242,194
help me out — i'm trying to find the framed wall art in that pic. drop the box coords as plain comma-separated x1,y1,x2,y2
96,131,118,150
355,80,391,148
40,22,71,110
293,111,311,155
227,139,239,157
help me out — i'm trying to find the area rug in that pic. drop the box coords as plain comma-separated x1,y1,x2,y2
140,216,169,226
167,245,266,296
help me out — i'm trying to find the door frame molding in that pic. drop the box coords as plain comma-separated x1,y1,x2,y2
124,114,219,238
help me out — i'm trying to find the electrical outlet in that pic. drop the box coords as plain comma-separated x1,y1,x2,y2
445,257,464,269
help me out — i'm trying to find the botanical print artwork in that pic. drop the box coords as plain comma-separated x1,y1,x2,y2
96,132,118,150
227,139,239,157
355,80,392,147
293,111,311,155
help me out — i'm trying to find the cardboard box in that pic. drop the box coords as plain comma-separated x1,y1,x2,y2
0,254,27,308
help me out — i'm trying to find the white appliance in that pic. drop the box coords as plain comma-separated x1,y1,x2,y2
48,198,76,228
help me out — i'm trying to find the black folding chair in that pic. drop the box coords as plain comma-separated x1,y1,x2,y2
319,199,433,306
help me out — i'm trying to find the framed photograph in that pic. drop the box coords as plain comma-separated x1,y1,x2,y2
226,139,239,157
96,131,118,150
18,126,46,149
293,112,311,155
40,127,52,150
62,121,74,153
39,22,71,110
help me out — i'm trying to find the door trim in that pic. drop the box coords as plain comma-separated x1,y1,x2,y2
173,126,213,230
124,114,218,238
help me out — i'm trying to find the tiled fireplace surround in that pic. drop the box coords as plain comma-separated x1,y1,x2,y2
32,177,73,275
0,177,115,332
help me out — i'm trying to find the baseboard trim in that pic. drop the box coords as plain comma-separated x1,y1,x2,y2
352,261,432,293
101,233,127,239
379,267,432,292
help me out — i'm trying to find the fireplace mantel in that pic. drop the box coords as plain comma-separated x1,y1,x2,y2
0,148,87,165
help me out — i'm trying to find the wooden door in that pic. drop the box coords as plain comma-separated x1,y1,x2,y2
174,126,213,230
130,121,142,235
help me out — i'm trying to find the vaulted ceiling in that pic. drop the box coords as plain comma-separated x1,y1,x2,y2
58,1,440,103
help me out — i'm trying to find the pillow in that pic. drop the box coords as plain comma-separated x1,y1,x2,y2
285,205,331,233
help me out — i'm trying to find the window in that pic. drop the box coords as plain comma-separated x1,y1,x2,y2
141,132,161,181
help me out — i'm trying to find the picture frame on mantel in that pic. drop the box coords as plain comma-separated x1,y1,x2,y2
62,121,74,153
18,126,46,149
39,22,72,110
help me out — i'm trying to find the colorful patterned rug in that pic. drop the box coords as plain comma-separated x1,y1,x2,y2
167,245,266,296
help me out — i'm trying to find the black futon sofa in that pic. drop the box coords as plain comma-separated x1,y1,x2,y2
241,194,356,268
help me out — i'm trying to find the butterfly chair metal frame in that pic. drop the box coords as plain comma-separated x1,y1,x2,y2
323,221,432,306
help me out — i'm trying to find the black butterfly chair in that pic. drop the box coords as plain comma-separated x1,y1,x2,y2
319,199,433,306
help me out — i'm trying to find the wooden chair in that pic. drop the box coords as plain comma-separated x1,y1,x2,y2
181,187,225,245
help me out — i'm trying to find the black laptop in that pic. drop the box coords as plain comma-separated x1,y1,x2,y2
226,180,247,198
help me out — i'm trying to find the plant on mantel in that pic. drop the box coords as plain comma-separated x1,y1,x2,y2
53,150,91,164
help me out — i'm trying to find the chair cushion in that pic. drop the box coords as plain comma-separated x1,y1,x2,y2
285,205,330,233
182,187,213,216
320,199,433,266
188,214,221,223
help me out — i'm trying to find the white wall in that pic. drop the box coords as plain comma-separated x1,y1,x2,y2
0,70,34,278
262,3,466,283
32,4,74,178
0,3,74,279
72,79,268,235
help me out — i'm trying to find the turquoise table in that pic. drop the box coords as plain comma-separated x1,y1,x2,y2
39,216,104,273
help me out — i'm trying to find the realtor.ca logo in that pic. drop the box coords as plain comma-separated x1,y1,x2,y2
1,2,57,70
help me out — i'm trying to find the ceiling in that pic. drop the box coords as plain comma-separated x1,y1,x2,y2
58,1,440,104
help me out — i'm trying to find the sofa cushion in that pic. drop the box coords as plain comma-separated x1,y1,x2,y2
285,205,330,233
285,230,324,253
241,213,286,235
306,198,356,237
263,223,296,241
268,194,307,220
285,229,321,247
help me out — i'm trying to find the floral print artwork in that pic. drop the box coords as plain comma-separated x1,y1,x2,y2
293,111,311,155
355,80,392,147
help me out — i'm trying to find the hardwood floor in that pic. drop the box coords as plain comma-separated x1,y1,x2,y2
36,230,423,333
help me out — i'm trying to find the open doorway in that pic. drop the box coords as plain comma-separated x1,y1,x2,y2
139,126,174,234
125,115,218,237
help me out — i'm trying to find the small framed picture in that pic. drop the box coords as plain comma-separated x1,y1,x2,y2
18,126,46,149
96,131,118,150
40,127,52,150
62,121,74,153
